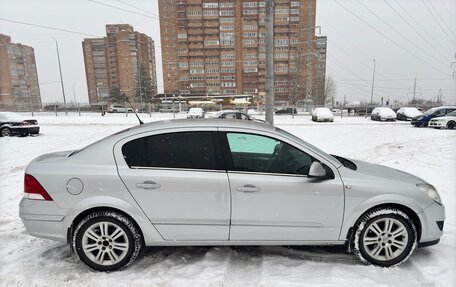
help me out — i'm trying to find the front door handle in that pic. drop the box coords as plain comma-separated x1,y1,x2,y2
236,184,260,193
136,181,161,190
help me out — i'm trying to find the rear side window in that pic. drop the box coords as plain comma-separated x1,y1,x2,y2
122,132,220,170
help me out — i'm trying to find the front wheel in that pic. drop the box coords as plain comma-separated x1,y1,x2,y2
73,211,143,271
353,208,417,267
1,127,12,137
447,121,455,130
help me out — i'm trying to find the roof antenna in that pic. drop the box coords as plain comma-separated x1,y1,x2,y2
123,92,144,125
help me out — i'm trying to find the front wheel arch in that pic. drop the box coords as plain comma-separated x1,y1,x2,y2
347,203,422,248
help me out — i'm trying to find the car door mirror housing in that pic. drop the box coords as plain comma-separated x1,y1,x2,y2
308,162,333,179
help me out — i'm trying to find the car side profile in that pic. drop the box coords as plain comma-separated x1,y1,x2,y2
396,107,422,121
0,112,40,137
20,119,445,271
211,110,254,121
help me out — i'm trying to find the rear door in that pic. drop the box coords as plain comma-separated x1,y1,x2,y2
114,128,231,241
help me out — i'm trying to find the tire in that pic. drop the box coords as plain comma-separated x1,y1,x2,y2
447,121,455,130
1,127,12,137
73,211,143,272
353,208,417,267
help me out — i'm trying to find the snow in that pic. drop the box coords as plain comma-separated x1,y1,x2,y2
1,112,455,286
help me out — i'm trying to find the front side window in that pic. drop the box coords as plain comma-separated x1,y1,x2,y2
226,133,313,175
122,132,220,170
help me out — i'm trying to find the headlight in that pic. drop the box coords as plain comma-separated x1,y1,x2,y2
417,183,442,204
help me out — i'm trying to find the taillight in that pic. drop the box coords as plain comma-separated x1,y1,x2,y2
24,174,53,201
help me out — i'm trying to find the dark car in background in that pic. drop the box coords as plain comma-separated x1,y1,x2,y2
275,107,297,115
0,112,40,137
411,106,456,127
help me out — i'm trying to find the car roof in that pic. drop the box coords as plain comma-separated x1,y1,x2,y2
116,119,274,137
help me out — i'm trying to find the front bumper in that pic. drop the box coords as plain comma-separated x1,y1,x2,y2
11,125,40,135
19,198,67,241
428,121,445,128
418,202,445,244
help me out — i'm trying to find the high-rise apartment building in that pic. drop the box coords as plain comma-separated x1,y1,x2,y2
315,35,327,105
159,0,320,103
82,24,157,104
0,34,41,111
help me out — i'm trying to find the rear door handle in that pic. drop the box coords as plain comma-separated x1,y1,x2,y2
136,181,161,190
236,184,260,193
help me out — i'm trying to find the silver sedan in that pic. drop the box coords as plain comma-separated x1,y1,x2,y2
19,119,445,271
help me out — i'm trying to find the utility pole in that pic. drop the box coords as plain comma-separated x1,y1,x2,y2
407,78,421,104
412,77,417,103
73,83,81,116
305,1,314,105
136,51,143,113
53,38,67,116
370,59,376,105
264,0,274,125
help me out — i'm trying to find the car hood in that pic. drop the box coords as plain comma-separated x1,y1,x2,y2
349,159,425,185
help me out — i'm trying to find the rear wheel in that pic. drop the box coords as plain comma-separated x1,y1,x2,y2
1,127,12,137
447,121,455,130
353,208,417,267
73,211,143,271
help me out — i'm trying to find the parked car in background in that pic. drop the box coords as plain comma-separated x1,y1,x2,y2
0,112,39,137
187,107,205,118
312,108,334,122
428,110,456,129
275,107,297,115
211,110,254,120
159,107,178,113
371,107,397,121
396,107,422,121
411,106,456,127
108,105,133,113
20,119,445,271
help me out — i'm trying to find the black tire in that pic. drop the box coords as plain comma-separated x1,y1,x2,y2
353,208,417,267
73,211,143,272
1,127,12,137
447,121,455,130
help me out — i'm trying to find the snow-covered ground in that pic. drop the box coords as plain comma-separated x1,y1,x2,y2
1,112,455,287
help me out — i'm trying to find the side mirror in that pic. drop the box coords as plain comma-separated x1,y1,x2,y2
308,162,327,178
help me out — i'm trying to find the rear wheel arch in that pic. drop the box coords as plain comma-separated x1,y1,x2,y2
69,206,145,245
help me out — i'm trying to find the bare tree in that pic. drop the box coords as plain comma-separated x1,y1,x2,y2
324,76,337,105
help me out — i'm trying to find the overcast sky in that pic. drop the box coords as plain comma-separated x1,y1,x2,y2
0,0,455,105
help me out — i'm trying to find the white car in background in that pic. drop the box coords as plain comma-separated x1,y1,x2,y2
396,107,422,121
187,107,205,118
428,110,456,129
312,108,334,122
371,107,397,122
108,105,133,113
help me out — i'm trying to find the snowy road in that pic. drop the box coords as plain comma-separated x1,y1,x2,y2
0,113,455,286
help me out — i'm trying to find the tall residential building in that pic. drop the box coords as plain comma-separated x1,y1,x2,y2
0,34,41,111
158,0,319,103
315,35,327,106
82,24,158,104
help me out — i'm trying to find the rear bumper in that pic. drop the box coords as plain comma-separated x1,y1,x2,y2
11,125,40,135
19,198,67,241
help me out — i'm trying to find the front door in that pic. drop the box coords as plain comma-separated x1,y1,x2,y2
221,131,344,241
115,129,230,241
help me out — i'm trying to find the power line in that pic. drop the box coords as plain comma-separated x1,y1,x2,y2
422,0,456,46
88,0,158,20
333,0,450,76
391,0,454,57
115,0,159,18
357,0,449,66
427,0,456,41
0,18,101,37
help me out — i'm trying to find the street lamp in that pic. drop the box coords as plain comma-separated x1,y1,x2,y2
53,37,67,116
370,58,376,105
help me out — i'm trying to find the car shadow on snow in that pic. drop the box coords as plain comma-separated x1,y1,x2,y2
135,245,360,268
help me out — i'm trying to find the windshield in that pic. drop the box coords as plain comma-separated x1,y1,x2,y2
424,107,439,115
